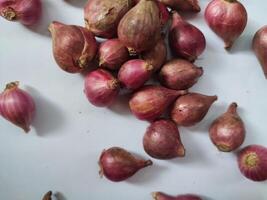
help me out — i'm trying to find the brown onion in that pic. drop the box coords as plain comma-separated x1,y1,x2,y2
84,69,120,107
238,145,267,182
209,103,245,152
205,0,247,49
152,192,202,200
99,39,129,70
0,0,42,26
84,0,133,38
171,93,217,126
159,59,203,90
253,26,267,79
118,0,161,54
141,35,167,71
49,21,98,73
143,119,185,159
159,0,200,13
0,82,35,133
118,59,153,90
99,147,152,182
129,85,187,121
169,11,206,62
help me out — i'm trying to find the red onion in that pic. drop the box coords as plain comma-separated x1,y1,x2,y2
118,0,161,54
84,0,133,38
238,145,267,182
49,21,98,74
118,59,153,90
253,26,267,79
0,82,35,133
0,0,42,26
99,39,130,70
152,192,202,200
205,0,247,49
129,85,187,121
84,69,120,107
159,59,203,90
42,191,52,200
141,36,167,72
143,119,185,159
99,147,153,182
171,93,217,126
169,11,206,62
159,0,200,13
209,103,245,152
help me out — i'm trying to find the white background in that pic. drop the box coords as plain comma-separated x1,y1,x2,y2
0,0,267,199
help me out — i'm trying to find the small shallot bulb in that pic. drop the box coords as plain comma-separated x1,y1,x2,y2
152,192,202,200
118,59,153,90
209,103,245,152
129,85,187,121
49,21,98,74
205,0,247,49
171,93,217,126
99,147,153,182
169,11,206,62
141,36,167,71
0,82,35,133
159,0,200,13
159,59,203,90
238,145,267,182
84,69,120,107
143,119,185,159
0,0,42,26
252,26,267,79
42,191,52,200
99,39,129,70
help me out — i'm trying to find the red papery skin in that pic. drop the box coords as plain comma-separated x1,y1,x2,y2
238,145,267,182
84,69,120,107
118,59,153,90
152,192,202,200
129,85,187,121
118,0,161,53
99,38,129,70
0,0,42,26
0,82,35,133
171,93,217,126
143,119,185,159
209,103,245,152
205,0,247,49
253,26,267,79
84,0,133,38
169,11,206,62
159,0,200,13
49,21,98,73
99,147,152,182
159,59,203,90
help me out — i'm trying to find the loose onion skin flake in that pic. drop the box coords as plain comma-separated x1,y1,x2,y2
152,192,203,200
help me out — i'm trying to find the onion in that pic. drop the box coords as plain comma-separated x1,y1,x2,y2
205,0,247,49
159,0,200,13
159,59,203,90
143,119,185,159
0,82,35,133
169,11,206,62
84,69,120,107
0,0,42,26
238,145,267,182
129,85,187,121
84,0,133,38
152,192,202,200
118,59,153,90
252,26,267,79
171,93,217,126
49,21,98,73
99,39,129,70
99,147,152,182
42,191,52,200
209,103,245,152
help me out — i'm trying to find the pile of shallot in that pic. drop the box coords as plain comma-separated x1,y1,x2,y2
0,0,267,199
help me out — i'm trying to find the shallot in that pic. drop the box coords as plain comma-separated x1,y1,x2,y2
159,0,200,13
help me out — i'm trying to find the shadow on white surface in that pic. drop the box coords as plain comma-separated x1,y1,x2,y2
64,0,87,8
54,192,68,200
108,93,132,116
26,86,66,137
